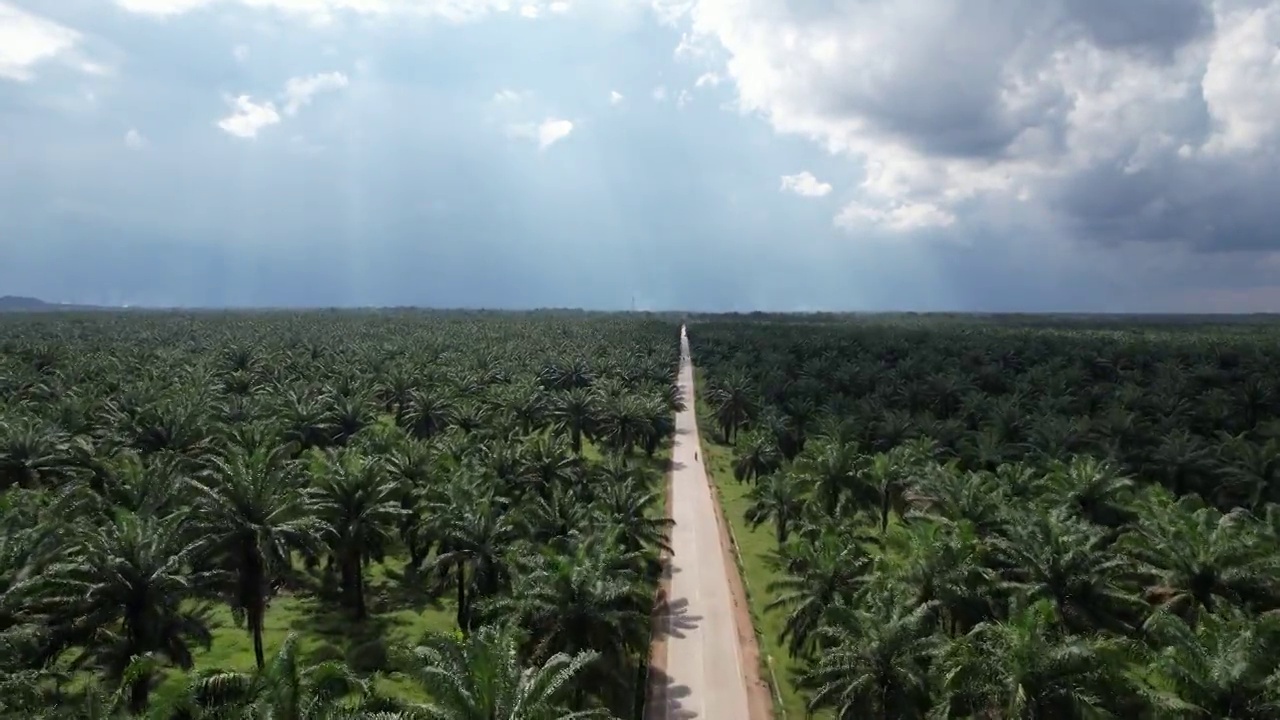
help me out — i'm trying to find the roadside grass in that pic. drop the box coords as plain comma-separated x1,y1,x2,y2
692,371,819,720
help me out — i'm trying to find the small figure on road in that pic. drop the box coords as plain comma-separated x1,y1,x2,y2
694,451,698,461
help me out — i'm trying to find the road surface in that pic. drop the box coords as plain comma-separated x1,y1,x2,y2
651,326,753,719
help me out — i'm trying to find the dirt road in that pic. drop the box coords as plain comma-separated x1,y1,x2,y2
648,326,759,720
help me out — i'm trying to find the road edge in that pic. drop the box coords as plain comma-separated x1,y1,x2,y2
693,367,775,720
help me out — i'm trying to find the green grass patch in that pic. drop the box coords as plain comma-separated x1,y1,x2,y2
153,553,457,707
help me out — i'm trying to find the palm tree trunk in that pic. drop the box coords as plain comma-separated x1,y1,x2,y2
355,562,367,620
456,562,469,633
252,615,266,669
128,675,150,714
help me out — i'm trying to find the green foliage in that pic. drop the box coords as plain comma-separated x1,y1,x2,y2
692,316,1280,719
0,311,679,718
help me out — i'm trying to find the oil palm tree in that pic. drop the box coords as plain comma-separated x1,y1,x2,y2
187,443,331,668
931,599,1140,719
393,624,612,719
310,450,406,620
167,632,372,719
16,511,221,712
744,472,806,544
801,592,938,720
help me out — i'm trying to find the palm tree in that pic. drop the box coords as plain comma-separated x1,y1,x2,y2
16,511,221,712
594,479,673,556
992,508,1145,635
487,537,651,712
1145,606,1280,718
707,373,755,444
1038,455,1138,529
731,430,781,484
884,519,995,636
931,599,1140,719
767,531,873,657
310,450,406,620
187,443,330,668
744,473,805,544
432,479,522,633
548,388,596,456
0,417,87,490
793,441,864,520
593,396,651,456
167,632,372,719
801,593,938,720
393,624,612,719
1122,495,1280,620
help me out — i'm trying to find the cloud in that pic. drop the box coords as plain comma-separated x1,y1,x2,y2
217,95,281,138
610,90,624,105
651,85,667,102
504,118,574,149
0,3,82,82
232,44,250,62
124,129,146,149
537,118,573,148
694,71,721,88
779,171,832,198
676,89,692,108
493,88,529,104
835,201,956,233
673,0,1280,251
113,0,579,23
282,71,348,115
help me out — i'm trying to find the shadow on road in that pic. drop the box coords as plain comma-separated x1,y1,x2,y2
645,666,698,720
653,596,703,641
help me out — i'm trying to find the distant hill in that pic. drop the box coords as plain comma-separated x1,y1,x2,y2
0,296,107,312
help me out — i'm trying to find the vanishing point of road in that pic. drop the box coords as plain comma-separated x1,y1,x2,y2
650,326,754,720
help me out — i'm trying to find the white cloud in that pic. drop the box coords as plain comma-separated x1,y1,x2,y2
124,129,146,149
493,88,529,104
114,0,579,23
835,200,956,232
610,90,625,105
1200,5,1280,155
694,71,721,88
0,3,82,82
676,89,692,108
779,171,832,197
282,71,348,115
506,117,575,149
537,118,574,149
217,95,281,138
651,85,668,102
232,44,250,62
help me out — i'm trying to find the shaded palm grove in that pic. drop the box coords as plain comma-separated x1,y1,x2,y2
0,311,682,719
693,316,1280,719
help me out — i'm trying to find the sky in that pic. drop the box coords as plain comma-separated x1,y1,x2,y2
1,0,1279,312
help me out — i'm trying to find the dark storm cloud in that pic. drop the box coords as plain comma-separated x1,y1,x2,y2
1060,0,1215,61
1049,151,1280,252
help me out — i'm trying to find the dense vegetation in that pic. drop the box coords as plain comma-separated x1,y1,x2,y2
0,311,682,719
693,317,1280,719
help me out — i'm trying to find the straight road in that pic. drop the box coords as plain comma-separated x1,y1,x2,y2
651,326,753,719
